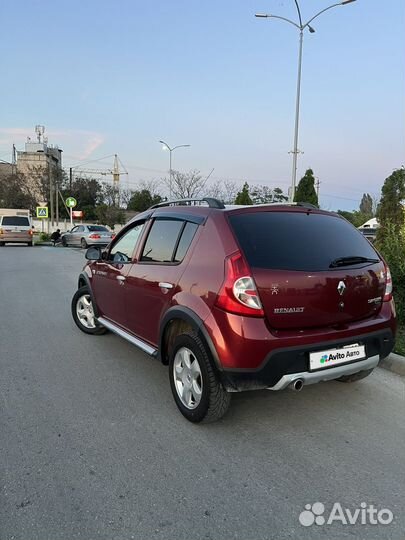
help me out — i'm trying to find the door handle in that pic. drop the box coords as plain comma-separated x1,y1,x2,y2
116,276,126,282
159,282,173,290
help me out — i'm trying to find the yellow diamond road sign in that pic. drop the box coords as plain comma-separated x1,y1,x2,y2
36,206,48,218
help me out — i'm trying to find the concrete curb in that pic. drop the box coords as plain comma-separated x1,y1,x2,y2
379,353,405,377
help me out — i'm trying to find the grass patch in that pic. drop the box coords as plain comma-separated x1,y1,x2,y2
394,326,405,356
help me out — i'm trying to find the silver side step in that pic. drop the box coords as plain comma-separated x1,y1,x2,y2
97,317,158,357
268,355,380,391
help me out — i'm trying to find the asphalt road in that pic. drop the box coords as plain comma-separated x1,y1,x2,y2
1,246,404,540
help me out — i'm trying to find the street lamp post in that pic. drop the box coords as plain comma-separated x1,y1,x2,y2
159,140,191,199
256,0,357,202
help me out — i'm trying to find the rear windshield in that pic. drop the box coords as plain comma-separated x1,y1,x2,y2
1,216,30,226
87,226,108,232
228,211,380,271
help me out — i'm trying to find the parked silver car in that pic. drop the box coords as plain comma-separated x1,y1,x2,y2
61,225,115,249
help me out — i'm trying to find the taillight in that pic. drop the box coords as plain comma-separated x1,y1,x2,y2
383,265,393,302
0,228,3,234
111,233,116,239
89,234,101,239
215,251,264,317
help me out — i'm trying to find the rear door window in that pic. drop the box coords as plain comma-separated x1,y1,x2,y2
2,216,30,227
141,219,184,263
228,211,379,271
88,226,108,232
173,222,198,262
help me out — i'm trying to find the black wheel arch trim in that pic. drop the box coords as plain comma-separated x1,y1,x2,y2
159,306,222,370
77,272,100,318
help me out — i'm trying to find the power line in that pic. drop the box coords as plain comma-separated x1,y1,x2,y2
65,154,116,169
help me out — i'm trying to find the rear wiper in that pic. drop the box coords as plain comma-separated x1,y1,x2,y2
329,256,380,268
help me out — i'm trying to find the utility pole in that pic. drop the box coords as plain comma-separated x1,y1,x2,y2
12,144,16,176
69,167,73,192
48,161,54,228
159,140,191,199
315,177,321,198
55,167,59,226
255,0,357,203
113,154,119,206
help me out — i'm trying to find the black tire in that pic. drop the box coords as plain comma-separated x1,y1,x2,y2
27,241,33,246
169,332,231,423
337,368,374,383
71,286,107,335
62,237,67,247
0,242,4,246
80,238,88,249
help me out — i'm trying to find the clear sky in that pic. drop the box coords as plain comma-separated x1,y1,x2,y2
0,0,403,210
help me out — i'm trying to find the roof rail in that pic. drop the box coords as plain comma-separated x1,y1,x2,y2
149,197,225,210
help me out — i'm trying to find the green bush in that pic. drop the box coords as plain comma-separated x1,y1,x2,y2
39,232,50,242
375,222,405,325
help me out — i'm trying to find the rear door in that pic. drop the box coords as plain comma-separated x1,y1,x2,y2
125,217,199,345
228,210,385,330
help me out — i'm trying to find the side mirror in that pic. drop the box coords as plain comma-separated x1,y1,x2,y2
85,246,102,261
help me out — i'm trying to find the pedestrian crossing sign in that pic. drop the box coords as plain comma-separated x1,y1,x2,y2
36,206,48,218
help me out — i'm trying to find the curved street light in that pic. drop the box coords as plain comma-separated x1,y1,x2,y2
255,0,357,202
159,140,191,199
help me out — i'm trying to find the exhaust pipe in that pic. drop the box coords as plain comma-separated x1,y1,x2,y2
289,378,304,392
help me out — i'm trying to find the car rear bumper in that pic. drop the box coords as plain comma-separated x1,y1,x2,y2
267,354,379,390
0,234,32,243
88,239,110,246
218,328,394,392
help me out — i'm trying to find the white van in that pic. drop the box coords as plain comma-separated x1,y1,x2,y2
0,214,34,246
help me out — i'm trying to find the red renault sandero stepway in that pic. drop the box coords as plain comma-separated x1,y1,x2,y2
71,199,396,423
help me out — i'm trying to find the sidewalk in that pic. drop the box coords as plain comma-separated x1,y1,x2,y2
380,352,405,377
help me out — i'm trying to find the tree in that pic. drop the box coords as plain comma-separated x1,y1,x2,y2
166,170,208,199
234,182,253,205
100,182,121,207
376,168,405,231
0,171,36,211
60,177,103,221
294,168,318,207
127,189,162,212
359,193,373,218
337,210,370,227
250,184,288,204
95,204,125,229
375,222,405,325
206,179,238,204
272,187,289,202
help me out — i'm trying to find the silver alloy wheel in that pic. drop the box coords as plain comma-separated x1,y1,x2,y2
76,294,96,329
173,347,203,409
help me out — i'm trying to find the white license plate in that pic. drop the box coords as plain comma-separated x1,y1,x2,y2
309,344,366,371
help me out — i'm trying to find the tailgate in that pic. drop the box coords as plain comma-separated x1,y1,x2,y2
252,265,385,329
228,209,385,329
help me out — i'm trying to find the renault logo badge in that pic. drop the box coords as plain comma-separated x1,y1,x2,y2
337,281,346,296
